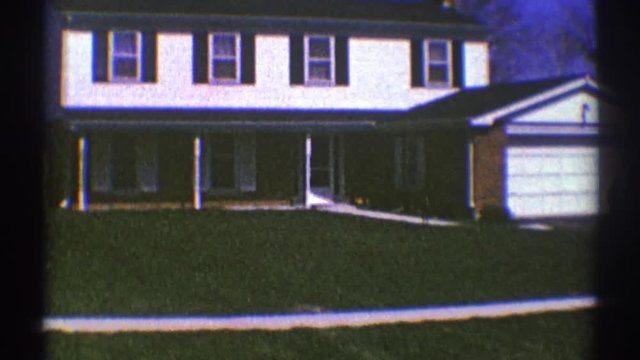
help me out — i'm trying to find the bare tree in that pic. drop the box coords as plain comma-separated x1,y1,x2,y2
455,0,596,82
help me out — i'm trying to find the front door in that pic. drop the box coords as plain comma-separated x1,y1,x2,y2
307,135,334,206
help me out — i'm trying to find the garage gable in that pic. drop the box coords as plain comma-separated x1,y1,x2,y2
510,91,600,125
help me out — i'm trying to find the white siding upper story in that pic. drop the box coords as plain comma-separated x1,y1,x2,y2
61,30,489,110
462,41,489,88
511,92,602,124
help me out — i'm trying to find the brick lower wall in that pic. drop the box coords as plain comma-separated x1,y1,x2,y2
472,126,507,215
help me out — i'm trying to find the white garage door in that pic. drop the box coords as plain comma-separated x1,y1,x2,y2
506,146,600,218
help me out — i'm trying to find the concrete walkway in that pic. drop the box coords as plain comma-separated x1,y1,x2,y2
317,204,461,227
43,296,596,333
228,203,557,231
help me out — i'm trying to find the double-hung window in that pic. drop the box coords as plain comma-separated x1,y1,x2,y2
304,35,335,85
202,134,256,193
109,31,142,82
290,34,348,86
209,33,241,84
424,39,451,86
91,134,159,194
193,32,254,85
93,30,156,83
411,38,459,88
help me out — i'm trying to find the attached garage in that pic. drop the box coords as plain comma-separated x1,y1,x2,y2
408,75,623,220
506,146,599,218
469,76,623,220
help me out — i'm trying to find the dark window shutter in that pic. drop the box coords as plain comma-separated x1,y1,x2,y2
193,31,208,84
241,33,255,84
452,40,465,88
335,35,349,85
410,39,424,87
289,34,303,85
92,30,108,82
142,31,157,83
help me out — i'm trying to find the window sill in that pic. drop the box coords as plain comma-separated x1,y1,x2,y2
290,84,349,88
422,83,453,89
302,80,337,87
195,82,251,87
107,78,143,84
208,79,242,85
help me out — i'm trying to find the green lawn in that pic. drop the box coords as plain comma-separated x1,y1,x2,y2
45,209,597,359
45,209,595,315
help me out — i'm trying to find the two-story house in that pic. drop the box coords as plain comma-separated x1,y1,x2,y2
48,0,621,219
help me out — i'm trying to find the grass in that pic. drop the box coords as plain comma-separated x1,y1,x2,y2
45,209,595,315
45,209,597,359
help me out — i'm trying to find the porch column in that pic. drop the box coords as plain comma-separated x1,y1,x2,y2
77,136,88,212
304,134,312,209
193,136,202,210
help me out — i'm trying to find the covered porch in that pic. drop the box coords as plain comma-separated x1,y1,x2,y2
57,109,391,211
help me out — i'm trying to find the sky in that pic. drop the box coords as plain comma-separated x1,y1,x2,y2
369,0,596,82
459,0,596,82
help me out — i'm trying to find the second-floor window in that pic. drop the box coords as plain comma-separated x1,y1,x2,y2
193,32,255,85
209,33,241,83
93,30,157,83
424,40,451,86
411,38,462,88
290,34,349,86
304,35,335,85
109,31,142,82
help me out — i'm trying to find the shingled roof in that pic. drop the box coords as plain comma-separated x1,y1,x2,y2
405,75,597,125
54,0,478,26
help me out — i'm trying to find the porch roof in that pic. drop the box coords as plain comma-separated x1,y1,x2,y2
62,108,400,132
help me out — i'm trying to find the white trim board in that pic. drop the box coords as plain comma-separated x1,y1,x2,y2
505,124,599,136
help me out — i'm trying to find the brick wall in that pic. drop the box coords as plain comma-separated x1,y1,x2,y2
472,125,507,214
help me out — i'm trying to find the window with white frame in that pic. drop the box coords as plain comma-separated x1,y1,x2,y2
209,33,241,83
304,35,335,85
91,134,159,194
202,134,256,193
109,31,142,82
425,40,451,86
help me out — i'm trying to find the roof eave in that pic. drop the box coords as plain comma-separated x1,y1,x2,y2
59,11,488,40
